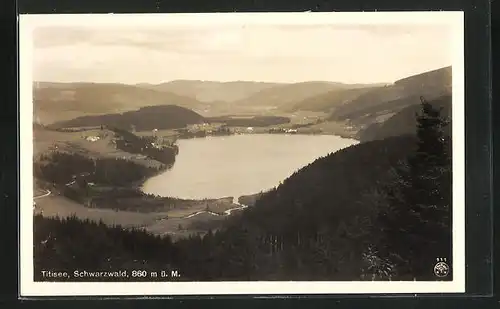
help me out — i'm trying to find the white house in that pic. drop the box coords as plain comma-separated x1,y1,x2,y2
85,136,100,142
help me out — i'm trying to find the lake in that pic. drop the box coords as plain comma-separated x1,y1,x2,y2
141,134,359,200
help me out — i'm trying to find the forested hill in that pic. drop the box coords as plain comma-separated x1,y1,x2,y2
49,105,205,131
357,94,452,142
240,136,416,230
190,135,420,280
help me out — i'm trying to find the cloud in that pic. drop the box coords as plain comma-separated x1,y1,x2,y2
33,26,245,54
31,23,453,84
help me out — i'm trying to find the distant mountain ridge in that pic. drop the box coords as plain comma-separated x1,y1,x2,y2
136,80,385,106
34,79,390,124
34,66,451,127
136,80,283,103
288,66,451,116
330,66,451,121
230,81,378,110
33,82,206,124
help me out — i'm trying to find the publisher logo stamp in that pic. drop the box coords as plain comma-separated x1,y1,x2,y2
433,261,450,278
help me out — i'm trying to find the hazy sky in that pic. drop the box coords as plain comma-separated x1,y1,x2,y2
32,23,453,84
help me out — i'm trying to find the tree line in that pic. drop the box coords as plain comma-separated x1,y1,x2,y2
34,151,160,187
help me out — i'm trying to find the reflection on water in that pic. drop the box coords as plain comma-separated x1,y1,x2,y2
141,134,358,199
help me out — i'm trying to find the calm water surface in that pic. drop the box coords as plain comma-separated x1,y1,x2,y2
141,134,358,199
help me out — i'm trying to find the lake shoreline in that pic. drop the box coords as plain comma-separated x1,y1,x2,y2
153,128,360,143
174,131,360,141
34,130,358,239
140,133,359,202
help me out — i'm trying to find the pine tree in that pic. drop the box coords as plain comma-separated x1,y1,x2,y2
377,96,452,280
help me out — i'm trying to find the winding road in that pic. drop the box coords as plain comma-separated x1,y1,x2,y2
34,189,51,199
182,198,249,219
223,202,248,215
35,174,77,199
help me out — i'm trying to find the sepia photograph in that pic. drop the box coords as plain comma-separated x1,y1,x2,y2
19,12,465,296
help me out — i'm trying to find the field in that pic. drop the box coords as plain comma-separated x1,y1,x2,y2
33,191,237,239
34,127,164,169
34,193,165,228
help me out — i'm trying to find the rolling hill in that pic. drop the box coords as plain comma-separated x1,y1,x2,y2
33,66,451,126
330,66,452,124
357,95,452,142
230,81,364,110
33,82,207,124
281,67,451,133
284,66,451,115
137,80,384,116
49,105,205,131
285,86,383,113
296,66,452,137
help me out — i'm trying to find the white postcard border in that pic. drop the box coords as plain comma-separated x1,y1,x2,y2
19,11,465,296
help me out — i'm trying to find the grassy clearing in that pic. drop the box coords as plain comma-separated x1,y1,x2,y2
163,197,236,218
34,194,166,229
144,211,229,240
34,127,164,169
33,193,234,239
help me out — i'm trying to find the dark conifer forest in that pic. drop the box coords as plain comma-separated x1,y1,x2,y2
33,97,452,281
49,105,205,131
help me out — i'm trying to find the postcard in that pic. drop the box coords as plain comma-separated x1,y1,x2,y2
19,11,465,296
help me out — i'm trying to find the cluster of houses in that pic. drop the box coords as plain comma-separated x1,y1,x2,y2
149,142,167,150
180,125,301,136
178,123,233,138
268,127,298,134
85,136,100,142
83,130,111,142
83,130,116,143
187,123,212,132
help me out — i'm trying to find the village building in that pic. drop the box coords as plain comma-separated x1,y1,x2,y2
85,136,100,142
